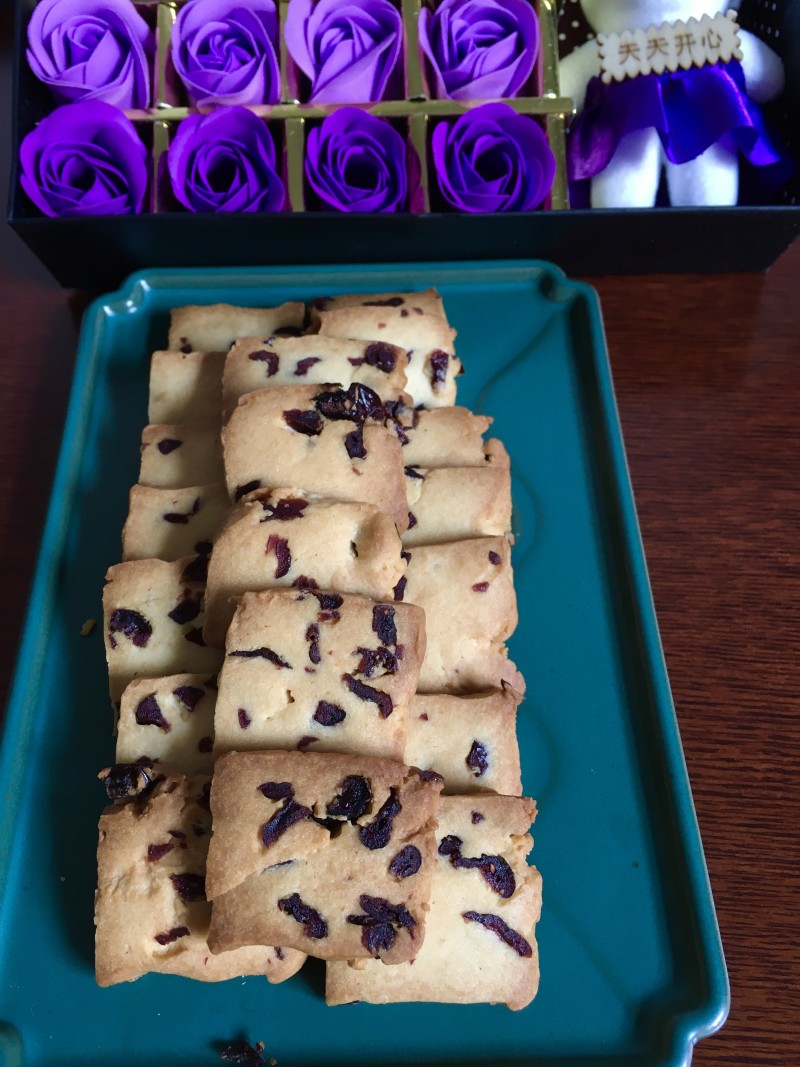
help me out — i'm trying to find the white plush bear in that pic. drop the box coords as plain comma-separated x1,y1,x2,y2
560,1,786,207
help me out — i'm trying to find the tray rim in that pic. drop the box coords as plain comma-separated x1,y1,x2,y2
0,259,730,1067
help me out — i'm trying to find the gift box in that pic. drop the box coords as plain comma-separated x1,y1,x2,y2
6,0,800,286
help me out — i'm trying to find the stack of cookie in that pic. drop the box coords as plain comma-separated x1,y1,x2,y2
96,290,543,1012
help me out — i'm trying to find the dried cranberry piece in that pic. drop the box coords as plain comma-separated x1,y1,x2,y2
372,604,397,646
326,775,372,821
363,296,404,307
238,708,252,729
294,356,321,376
392,576,407,602
472,582,489,592
315,383,384,423
305,623,321,664
170,873,206,902
228,646,291,669
488,551,502,565
261,798,311,847
154,925,190,946
346,894,415,956
358,894,415,928
344,425,366,459
235,479,263,501
419,768,444,783
360,922,396,956
283,409,323,436
147,842,174,862
249,350,279,376
363,341,398,371
277,893,328,939
429,350,450,390
292,575,318,589
343,674,393,718
100,760,157,800
389,845,421,878
266,534,291,578
314,592,343,612
438,834,515,897
163,496,200,525
296,735,318,750
472,810,485,824
405,467,425,482
462,912,532,957
157,438,182,454
358,788,400,849
198,736,213,753
260,497,308,521
135,694,171,732
354,646,398,678
220,1039,264,1065
172,685,204,711
275,947,285,960
168,593,202,625
313,701,346,726
466,740,489,777
453,853,515,897
109,608,152,648
438,834,463,857
181,542,211,583
258,781,293,800
184,627,206,645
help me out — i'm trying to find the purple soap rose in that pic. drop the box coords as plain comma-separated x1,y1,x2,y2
420,0,539,100
285,0,402,104
306,108,410,213
432,102,555,213
168,106,285,213
26,0,153,109
171,0,280,107
20,100,147,217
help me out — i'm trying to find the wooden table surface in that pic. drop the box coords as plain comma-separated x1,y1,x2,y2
2,18,799,1067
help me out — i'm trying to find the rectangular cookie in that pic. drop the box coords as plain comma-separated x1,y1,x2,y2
116,674,218,776
148,350,226,425
403,465,512,547
103,556,223,702
95,770,305,985
308,289,447,328
405,689,522,795
121,484,229,563
222,335,408,420
400,407,509,469
213,589,425,761
203,490,406,648
222,384,408,531
399,537,523,693
206,751,442,963
168,301,305,353
315,305,460,409
139,423,224,489
325,794,541,1010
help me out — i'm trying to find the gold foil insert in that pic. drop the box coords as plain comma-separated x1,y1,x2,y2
145,0,571,213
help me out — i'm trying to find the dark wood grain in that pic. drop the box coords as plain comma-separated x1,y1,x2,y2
2,10,799,1063
585,247,800,1067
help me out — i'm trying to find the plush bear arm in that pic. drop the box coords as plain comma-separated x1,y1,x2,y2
738,29,785,103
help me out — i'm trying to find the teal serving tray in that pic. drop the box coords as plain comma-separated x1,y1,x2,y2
0,262,728,1067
